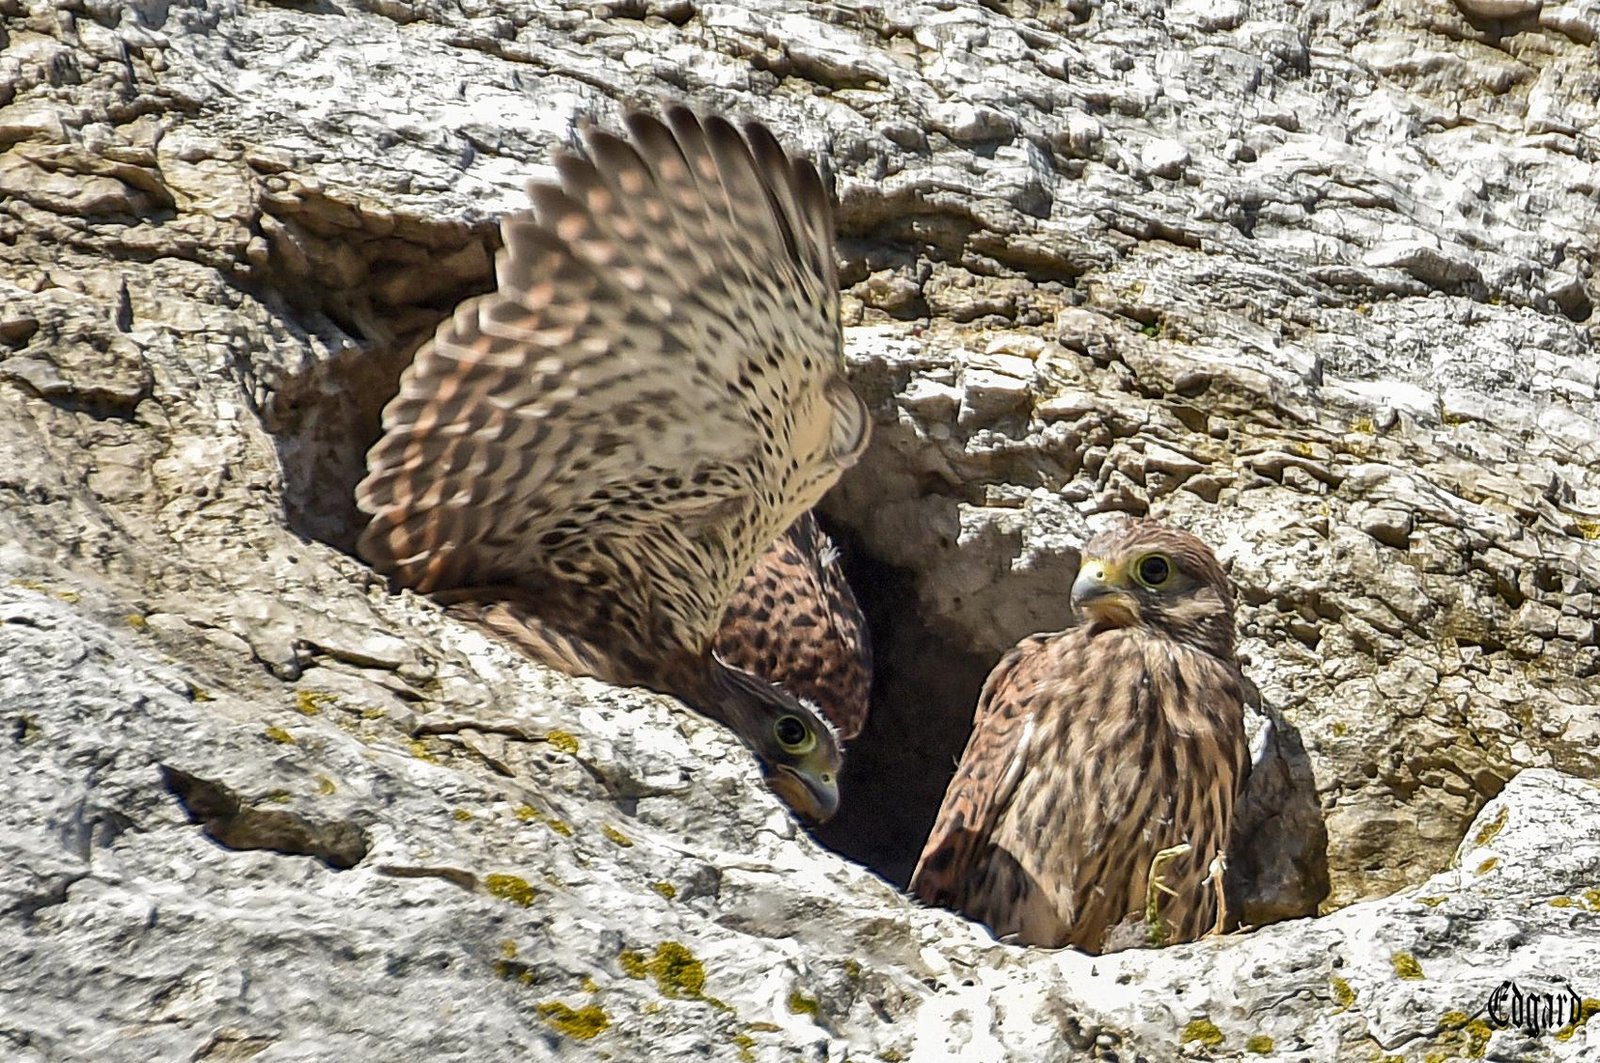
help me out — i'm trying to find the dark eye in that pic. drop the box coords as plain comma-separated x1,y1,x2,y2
774,715,812,752
1135,553,1171,587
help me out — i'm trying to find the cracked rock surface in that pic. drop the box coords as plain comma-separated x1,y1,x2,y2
3,0,1599,1059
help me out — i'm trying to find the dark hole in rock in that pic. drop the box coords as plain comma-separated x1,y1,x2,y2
1225,697,1331,928
808,518,992,886
257,221,1329,932
269,340,419,554
815,503,1329,922
251,195,500,553
263,316,987,888
161,765,370,871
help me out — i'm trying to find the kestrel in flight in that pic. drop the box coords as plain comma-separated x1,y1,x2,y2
910,521,1249,952
356,106,871,822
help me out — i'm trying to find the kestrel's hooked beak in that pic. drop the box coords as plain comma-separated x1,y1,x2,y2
767,762,840,824
1072,556,1141,626
707,656,843,824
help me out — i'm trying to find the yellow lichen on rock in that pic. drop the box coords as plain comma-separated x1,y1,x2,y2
543,730,580,755
1179,1018,1223,1047
786,990,820,1019
537,1001,609,1040
1471,806,1508,848
619,942,708,1000
649,941,705,999
294,689,337,715
1331,976,1356,1010
484,873,536,907
1391,953,1424,981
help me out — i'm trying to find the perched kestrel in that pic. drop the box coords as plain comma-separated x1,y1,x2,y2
910,521,1249,952
356,106,871,822
716,512,873,741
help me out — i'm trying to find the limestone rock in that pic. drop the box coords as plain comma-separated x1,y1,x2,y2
4,0,1600,1059
1065,768,1600,1061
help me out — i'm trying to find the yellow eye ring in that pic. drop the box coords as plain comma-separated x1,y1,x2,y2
1132,552,1172,588
774,714,816,755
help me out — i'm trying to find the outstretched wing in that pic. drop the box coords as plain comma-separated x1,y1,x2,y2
715,512,873,739
357,106,870,659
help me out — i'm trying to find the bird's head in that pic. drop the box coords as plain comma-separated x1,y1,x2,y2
707,657,842,823
1070,521,1235,657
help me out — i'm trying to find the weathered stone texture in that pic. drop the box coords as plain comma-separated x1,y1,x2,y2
3,0,1599,1059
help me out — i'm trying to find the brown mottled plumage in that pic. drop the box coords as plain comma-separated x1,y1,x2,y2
716,512,872,741
910,521,1249,952
356,106,871,822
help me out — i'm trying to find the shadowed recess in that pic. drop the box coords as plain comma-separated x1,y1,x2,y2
809,522,993,886
161,765,371,870
267,338,426,554
263,334,1330,918
265,328,989,886
246,165,1331,917
254,198,499,555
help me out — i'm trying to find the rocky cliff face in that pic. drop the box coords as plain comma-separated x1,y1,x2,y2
3,1,1598,1060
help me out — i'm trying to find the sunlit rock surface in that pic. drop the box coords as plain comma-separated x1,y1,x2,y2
3,0,1598,1058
